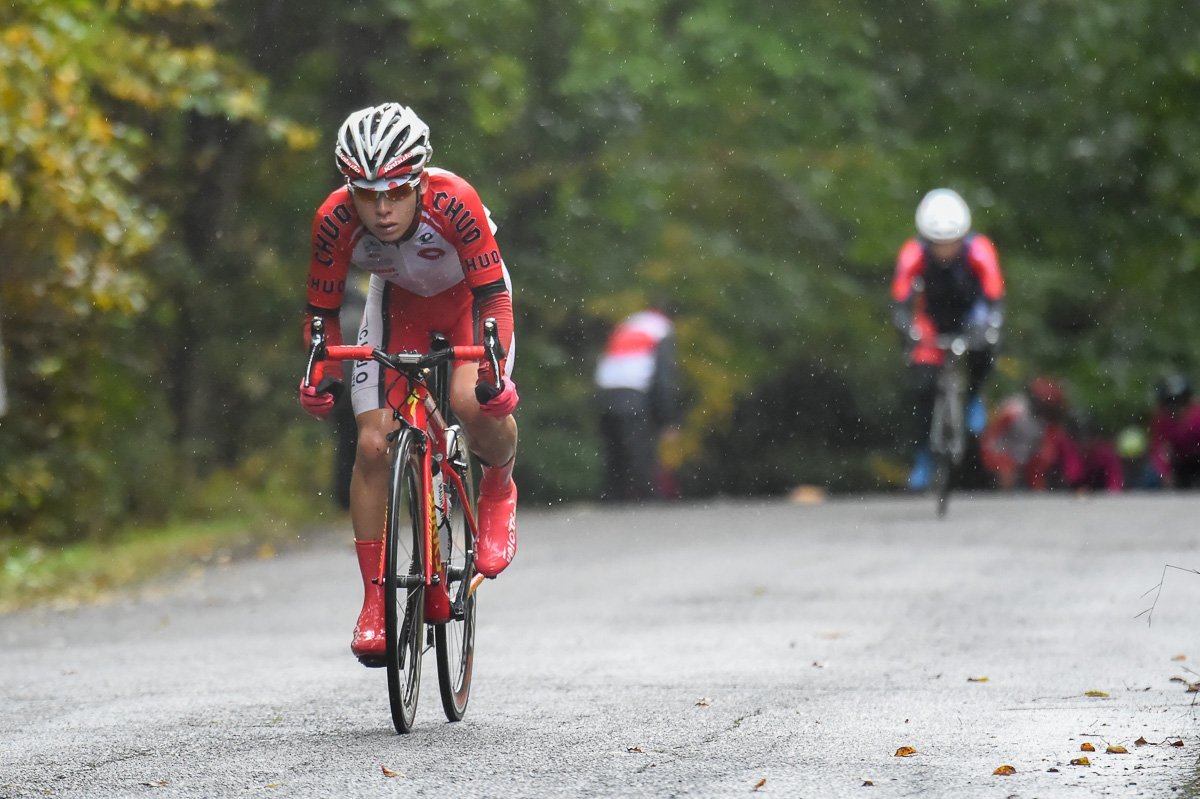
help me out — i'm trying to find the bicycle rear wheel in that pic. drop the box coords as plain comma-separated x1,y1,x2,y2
435,436,477,721
385,431,425,734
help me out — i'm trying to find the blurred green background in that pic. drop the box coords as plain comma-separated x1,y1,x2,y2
2,0,1198,544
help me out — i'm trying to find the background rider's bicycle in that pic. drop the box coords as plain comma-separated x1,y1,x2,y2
307,317,504,733
913,328,998,518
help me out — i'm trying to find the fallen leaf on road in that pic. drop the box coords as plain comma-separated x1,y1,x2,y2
1047,767,1059,772
263,784,281,790
381,765,403,778
752,777,767,791
894,746,917,757
993,765,1016,775
1170,676,1188,683
1085,690,1108,697
862,780,874,786
628,746,644,753
695,697,712,707
789,485,826,505
968,676,989,683
1172,654,1186,661
1070,757,1090,766
1171,740,1185,747
1135,736,1149,746
1080,743,1096,752
1106,746,1128,754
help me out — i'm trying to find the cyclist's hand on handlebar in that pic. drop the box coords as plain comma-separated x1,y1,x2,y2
966,321,1001,348
476,377,519,418
298,360,344,420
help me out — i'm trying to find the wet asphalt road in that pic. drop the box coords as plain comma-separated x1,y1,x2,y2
3,493,1200,798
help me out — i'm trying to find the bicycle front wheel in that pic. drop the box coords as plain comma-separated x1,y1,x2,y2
385,430,425,734
929,394,954,517
435,440,477,721
933,451,952,518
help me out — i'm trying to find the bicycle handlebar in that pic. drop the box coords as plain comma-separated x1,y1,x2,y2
908,326,1000,354
304,316,501,388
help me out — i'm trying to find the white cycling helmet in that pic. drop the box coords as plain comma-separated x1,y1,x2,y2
334,103,431,190
915,188,971,242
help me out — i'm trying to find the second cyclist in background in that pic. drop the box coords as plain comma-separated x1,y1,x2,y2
891,188,1005,490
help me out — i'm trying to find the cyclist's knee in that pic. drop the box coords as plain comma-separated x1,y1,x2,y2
354,412,393,473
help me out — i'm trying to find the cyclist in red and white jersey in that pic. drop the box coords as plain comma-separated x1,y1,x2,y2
891,188,1005,490
298,103,519,665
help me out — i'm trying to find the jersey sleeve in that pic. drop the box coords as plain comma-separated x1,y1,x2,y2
427,175,506,290
305,189,358,318
428,173,515,379
891,239,925,303
966,235,1005,301
302,189,357,381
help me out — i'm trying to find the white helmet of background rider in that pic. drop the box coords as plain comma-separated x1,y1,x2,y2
915,188,971,243
334,103,431,191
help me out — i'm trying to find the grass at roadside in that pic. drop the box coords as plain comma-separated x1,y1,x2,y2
0,509,350,613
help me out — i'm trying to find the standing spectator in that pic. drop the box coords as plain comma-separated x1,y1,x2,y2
594,303,682,501
981,377,1082,490
891,188,1005,490
1148,374,1200,488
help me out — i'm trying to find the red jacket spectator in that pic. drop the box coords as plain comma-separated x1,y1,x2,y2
981,378,1083,490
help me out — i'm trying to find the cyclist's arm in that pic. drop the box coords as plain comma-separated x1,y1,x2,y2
890,239,925,332
303,190,357,380
890,239,924,304
433,175,515,381
471,281,514,378
966,235,1005,302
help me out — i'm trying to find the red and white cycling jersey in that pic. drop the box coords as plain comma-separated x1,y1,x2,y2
307,167,508,307
304,167,514,413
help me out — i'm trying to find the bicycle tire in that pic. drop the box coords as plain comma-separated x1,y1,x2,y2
929,393,953,517
435,440,477,721
385,430,425,734
934,452,952,518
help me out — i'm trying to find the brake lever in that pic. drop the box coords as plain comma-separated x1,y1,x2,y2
483,317,504,392
304,317,327,388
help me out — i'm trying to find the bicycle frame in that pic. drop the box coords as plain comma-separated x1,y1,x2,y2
321,338,490,614
930,335,968,465
306,315,503,731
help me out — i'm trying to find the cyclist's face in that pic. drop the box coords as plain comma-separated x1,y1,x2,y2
929,240,963,263
350,182,419,242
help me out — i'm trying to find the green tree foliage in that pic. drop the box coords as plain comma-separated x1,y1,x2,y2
0,0,311,539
